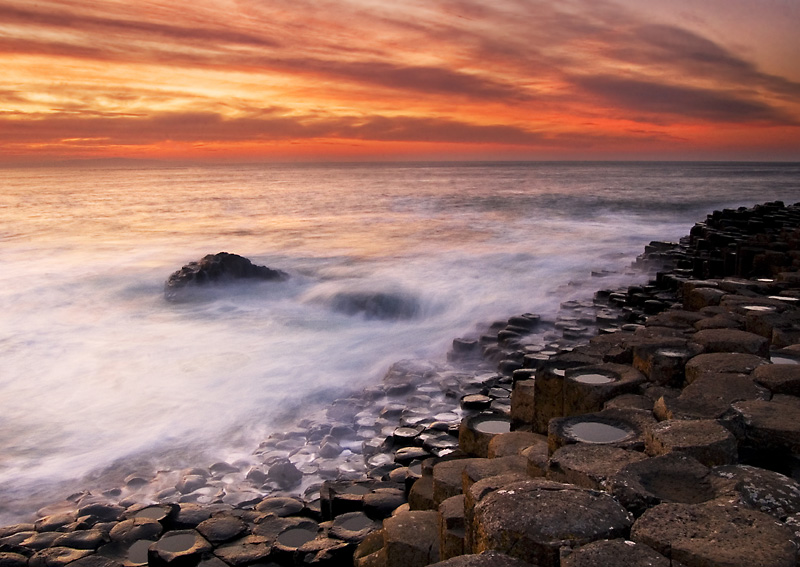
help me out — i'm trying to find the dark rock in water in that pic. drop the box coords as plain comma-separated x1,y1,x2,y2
164,252,288,302
327,291,420,319
267,459,303,489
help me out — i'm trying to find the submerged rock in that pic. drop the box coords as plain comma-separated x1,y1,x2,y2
164,252,288,302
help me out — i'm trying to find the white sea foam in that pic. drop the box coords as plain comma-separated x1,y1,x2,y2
0,162,797,523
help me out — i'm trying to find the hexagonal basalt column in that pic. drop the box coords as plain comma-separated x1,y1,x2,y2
631,500,797,567
473,480,633,567
458,413,511,458
548,408,656,455
645,419,738,466
563,363,646,416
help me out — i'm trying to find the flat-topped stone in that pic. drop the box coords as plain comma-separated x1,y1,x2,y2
731,399,800,453
463,473,531,554
29,548,94,567
632,341,701,387
561,538,675,567
473,479,633,567
382,510,440,567
462,456,528,496
487,431,547,458
694,313,743,330
459,414,511,458
547,444,648,490
196,515,248,544
548,408,656,454
631,500,797,567
683,287,726,311
563,363,646,416
432,459,483,507
654,372,769,421
603,393,653,411
148,530,212,567
753,363,800,395
427,551,537,567
607,453,722,517
691,328,770,357
645,419,737,466
713,464,800,520
684,352,767,384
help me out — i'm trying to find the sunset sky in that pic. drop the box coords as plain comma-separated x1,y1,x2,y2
2,0,799,163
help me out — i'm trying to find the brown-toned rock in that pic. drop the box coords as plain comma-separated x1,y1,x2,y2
654,373,769,420
462,456,528,496
547,444,648,490
438,495,466,560
463,474,530,555
631,500,796,567
432,459,482,507
487,431,546,458
731,399,800,453
712,464,800,520
753,363,800,395
691,328,770,357
510,380,536,427
561,538,676,567
645,419,737,466
473,480,633,567
381,510,440,567
684,352,767,384
458,414,511,458
427,551,536,566
607,453,722,517
196,515,248,544
548,409,656,454
563,364,646,416
148,530,212,567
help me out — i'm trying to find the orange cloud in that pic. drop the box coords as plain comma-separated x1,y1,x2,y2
1,0,798,163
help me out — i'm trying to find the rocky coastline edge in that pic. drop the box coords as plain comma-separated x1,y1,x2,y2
3,201,800,567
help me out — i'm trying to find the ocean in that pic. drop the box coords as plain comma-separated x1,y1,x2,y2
1,161,798,523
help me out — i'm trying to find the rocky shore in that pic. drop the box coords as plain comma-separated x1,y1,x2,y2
3,201,800,566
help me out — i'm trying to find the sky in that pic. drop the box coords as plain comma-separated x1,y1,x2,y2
1,0,799,163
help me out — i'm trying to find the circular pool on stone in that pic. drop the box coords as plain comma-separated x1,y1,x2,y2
568,370,617,385
565,420,633,444
563,364,645,416
742,305,777,312
458,413,512,458
548,409,654,453
276,527,319,548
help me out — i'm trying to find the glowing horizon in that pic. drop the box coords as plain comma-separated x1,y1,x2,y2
2,0,799,163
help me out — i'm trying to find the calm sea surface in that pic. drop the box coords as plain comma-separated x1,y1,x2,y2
1,161,798,522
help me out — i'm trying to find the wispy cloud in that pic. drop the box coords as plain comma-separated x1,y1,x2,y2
1,0,797,160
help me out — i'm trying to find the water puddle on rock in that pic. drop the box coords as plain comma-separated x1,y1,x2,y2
474,419,511,434
771,355,800,365
340,514,374,532
158,533,197,552
341,485,371,496
742,305,776,312
127,540,152,565
566,421,631,444
277,528,318,548
134,506,169,520
571,372,616,385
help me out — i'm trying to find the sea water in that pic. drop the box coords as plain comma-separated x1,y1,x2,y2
1,161,798,523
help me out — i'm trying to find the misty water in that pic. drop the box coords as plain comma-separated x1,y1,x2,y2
1,161,798,523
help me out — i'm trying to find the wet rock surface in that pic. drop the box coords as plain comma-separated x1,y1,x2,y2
8,202,800,566
164,252,288,301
